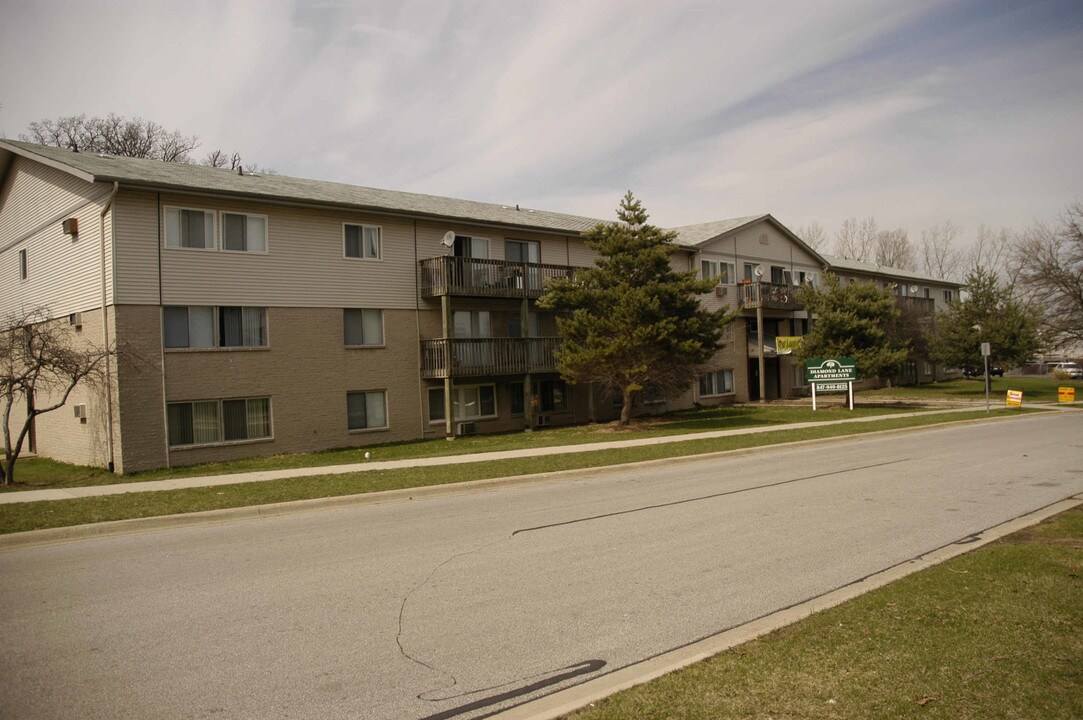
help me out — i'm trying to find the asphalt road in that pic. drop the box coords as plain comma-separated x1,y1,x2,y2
2,412,1081,719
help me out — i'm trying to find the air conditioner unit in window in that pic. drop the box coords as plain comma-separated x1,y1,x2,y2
714,285,728,297
73,404,87,423
456,422,476,436
69,312,82,329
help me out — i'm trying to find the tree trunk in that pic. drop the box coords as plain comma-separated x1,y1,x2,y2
619,387,634,427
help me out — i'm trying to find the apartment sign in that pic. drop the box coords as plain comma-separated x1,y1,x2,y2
805,358,857,383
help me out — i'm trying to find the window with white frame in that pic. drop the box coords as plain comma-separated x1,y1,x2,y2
344,223,381,259
943,289,954,303
428,385,496,423
347,390,388,430
167,397,271,447
701,259,735,284
699,369,734,396
505,239,540,263
18,248,28,280
163,306,267,349
221,212,267,253
165,207,215,249
343,309,384,346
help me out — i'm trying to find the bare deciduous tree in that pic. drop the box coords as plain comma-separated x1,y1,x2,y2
796,221,828,251
920,221,963,280
968,224,1021,293
1015,202,1083,350
874,228,915,270
22,113,200,162
834,216,879,262
21,113,274,172
1,309,111,485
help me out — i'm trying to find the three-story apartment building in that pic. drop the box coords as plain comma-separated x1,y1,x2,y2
0,140,960,472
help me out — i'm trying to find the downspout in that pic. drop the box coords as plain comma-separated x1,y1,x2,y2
100,182,119,472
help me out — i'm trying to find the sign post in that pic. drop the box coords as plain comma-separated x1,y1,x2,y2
805,358,858,411
980,342,991,413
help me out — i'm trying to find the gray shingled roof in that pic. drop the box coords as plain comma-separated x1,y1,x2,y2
822,254,960,286
669,215,766,247
0,140,604,235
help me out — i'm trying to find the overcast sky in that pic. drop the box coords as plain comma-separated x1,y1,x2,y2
2,0,1081,243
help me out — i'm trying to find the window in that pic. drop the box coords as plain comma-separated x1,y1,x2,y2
167,397,271,447
506,239,540,263
453,235,489,258
701,260,735,284
165,208,215,249
699,370,734,396
743,263,759,282
770,266,792,284
923,287,931,299
221,213,267,253
428,385,496,422
943,289,954,303
347,390,388,430
344,224,381,259
18,248,28,281
344,309,384,346
454,310,491,338
511,380,567,415
163,306,267,349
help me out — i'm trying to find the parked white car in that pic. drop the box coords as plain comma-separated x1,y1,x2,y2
1050,361,1083,379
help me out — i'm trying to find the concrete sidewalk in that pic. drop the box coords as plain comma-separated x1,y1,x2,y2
1,405,1034,505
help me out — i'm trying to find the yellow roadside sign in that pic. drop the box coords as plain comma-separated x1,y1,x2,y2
1005,389,1023,408
1059,386,1076,403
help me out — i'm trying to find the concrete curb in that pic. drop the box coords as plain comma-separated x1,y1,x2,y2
490,494,1083,720
0,409,1048,551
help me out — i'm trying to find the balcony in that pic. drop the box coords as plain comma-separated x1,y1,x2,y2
419,257,576,299
739,281,804,311
421,337,561,378
895,296,935,316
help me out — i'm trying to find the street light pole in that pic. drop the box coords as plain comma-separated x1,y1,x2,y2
981,341,991,413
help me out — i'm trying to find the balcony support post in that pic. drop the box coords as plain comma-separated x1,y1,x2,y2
442,294,454,439
757,304,767,403
523,372,533,431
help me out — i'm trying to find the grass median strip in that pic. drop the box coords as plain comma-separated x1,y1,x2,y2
565,506,1083,720
0,409,1026,535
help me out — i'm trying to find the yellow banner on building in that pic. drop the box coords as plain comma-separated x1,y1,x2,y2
775,336,803,354
1059,386,1076,403
1005,389,1023,408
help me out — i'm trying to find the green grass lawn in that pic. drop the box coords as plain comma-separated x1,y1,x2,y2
4,404,921,492
866,375,1083,403
0,409,1032,534
566,506,1083,720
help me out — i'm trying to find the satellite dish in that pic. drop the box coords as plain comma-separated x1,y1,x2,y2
441,231,456,248
754,265,764,278
909,285,919,294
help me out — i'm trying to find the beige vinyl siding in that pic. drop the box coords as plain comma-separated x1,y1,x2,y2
113,190,163,304
155,195,418,308
566,236,599,267
0,185,115,318
0,156,105,243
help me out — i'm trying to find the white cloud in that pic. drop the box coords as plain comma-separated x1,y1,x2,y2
2,0,1081,246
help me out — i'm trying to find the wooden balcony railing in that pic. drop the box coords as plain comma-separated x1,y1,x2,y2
739,281,804,311
421,337,561,378
419,257,577,298
895,296,936,316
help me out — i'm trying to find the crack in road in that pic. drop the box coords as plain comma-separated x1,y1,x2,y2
396,457,913,717
512,458,912,536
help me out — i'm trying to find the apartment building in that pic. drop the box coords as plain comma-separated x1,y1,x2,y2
0,140,959,472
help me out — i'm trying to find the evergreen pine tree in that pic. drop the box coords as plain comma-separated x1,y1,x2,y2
539,192,735,425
